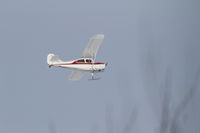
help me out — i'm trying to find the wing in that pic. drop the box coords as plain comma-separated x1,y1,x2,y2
81,34,104,60
68,70,84,80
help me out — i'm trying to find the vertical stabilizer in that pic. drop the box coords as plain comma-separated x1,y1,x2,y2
47,54,63,65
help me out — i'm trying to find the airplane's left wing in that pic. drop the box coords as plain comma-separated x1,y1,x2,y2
68,70,84,80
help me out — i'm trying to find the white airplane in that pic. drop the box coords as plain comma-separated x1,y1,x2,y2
47,34,107,80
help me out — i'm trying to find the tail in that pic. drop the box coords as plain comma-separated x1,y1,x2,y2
47,53,63,66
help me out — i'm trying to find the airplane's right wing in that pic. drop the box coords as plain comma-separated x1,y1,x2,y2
68,70,84,80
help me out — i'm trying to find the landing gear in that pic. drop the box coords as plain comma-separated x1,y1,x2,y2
89,72,101,80
91,73,94,80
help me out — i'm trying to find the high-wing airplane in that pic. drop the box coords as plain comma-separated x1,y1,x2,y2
47,34,107,80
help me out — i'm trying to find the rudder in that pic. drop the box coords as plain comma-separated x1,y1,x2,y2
47,53,62,65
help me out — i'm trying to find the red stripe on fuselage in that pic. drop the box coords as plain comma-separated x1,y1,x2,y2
54,62,105,66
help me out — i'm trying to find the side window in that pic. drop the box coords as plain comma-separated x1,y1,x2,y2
86,59,92,63
77,59,85,63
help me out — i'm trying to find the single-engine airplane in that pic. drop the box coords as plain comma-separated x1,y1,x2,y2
47,34,107,80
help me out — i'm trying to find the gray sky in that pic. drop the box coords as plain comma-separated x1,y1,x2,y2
0,0,200,133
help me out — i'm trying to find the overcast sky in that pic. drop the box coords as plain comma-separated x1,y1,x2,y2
0,0,200,133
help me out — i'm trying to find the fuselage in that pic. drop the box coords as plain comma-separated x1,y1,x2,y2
50,58,106,72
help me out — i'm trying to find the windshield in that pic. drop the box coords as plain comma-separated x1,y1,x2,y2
76,59,85,63
86,59,92,63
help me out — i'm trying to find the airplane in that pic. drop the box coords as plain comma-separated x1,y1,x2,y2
47,34,107,80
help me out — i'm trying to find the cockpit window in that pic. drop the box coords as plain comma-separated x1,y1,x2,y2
86,59,92,63
76,59,85,63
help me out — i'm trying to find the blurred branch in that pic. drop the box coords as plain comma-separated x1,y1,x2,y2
90,124,98,133
159,88,170,133
159,67,200,133
48,119,56,133
169,67,200,133
105,104,113,133
159,68,172,133
121,107,138,133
